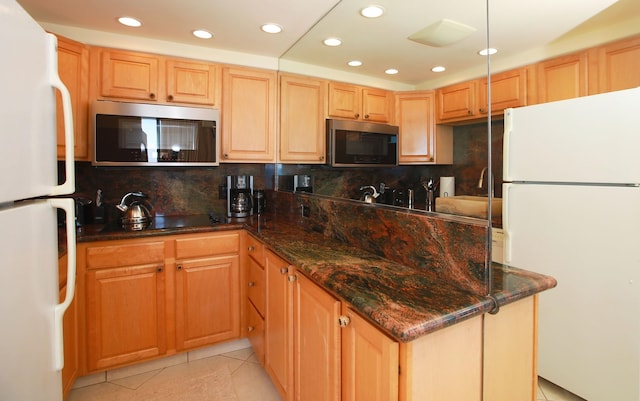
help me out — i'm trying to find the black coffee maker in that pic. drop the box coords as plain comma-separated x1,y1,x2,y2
227,175,253,218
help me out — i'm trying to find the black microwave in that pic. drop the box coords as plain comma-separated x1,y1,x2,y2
326,119,399,167
92,101,220,166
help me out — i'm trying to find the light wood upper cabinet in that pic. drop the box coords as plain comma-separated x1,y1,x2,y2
395,91,452,165
341,304,399,401
166,60,220,106
279,74,327,163
536,51,588,103
265,250,295,401
591,35,640,94
478,68,528,115
436,81,477,123
328,82,393,123
99,49,160,102
294,273,341,401
56,35,89,160
221,66,277,162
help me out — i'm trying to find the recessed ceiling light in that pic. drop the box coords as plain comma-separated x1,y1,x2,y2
360,5,384,18
478,48,498,56
192,30,213,39
118,17,142,28
431,66,446,73
385,68,399,75
348,60,363,67
323,38,342,47
261,23,282,34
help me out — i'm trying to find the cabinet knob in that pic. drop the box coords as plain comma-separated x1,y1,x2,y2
319,155,324,161
364,114,370,119
354,113,360,119
168,94,174,101
479,108,486,113
467,109,472,115
248,281,255,287
157,266,163,273
223,153,229,159
177,264,183,270
288,275,297,283
280,267,288,275
149,93,156,99
338,315,351,328
248,245,255,252
248,326,255,332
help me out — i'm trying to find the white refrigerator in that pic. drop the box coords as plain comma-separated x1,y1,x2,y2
0,0,77,400
503,87,640,401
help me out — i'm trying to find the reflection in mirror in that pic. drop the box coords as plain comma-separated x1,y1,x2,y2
276,0,640,227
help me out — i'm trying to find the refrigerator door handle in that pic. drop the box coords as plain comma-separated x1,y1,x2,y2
502,108,513,182
51,198,76,371
503,183,512,264
47,34,75,196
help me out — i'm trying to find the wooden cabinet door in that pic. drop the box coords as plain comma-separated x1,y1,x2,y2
265,251,294,401
166,60,219,106
279,74,326,163
396,91,436,164
594,35,640,94
328,82,361,119
175,255,240,350
60,283,78,399
362,87,392,123
436,81,477,122
100,50,160,101
86,263,167,371
483,296,536,401
56,36,88,160
341,305,399,401
294,273,341,401
247,301,265,365
221,67,277,162
536,52,588,103
479,68,527,115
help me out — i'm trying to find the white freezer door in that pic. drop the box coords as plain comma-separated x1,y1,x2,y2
0,199,76,401
0,0,74,202
503,87,640,185
503,183,640,401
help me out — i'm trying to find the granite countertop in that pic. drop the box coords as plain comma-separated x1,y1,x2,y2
70,212,556,343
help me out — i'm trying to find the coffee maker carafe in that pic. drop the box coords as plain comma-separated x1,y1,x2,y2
227,175,254,218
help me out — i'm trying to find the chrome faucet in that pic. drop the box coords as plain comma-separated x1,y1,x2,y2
116,191,146,212
359,186,380,203
477,167,495,197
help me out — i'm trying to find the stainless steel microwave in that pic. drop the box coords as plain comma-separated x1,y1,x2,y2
92,101,220,166
326,119,399,167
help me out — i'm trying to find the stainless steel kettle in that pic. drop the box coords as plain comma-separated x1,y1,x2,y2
116,192,154,230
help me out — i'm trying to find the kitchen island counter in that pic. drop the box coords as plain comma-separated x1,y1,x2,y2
72,211,555,343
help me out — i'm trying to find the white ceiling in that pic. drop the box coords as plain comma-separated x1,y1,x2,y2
16,0,640,89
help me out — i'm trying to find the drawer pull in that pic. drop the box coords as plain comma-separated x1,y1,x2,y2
280,267,288,275
248,245,255,252
248,281,255,288
338,315,351,328
177,264,183,270
157,266,163,273
248,326,255,332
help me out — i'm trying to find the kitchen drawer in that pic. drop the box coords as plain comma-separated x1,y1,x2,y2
247,301,265,365
85,240,165,270
248,256,265,316
246,233,265,266
175,232,240,259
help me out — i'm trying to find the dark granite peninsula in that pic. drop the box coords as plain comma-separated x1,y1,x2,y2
74,189,555,401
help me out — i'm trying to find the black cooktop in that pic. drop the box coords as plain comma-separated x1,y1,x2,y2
101,213,225,233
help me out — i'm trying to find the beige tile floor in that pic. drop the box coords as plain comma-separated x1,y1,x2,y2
67,346,282,401
68,343,582,401
537,377,586,401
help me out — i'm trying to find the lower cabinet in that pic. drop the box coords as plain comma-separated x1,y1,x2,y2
264,250,294,401
79,231,241,373
59,253,78,399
